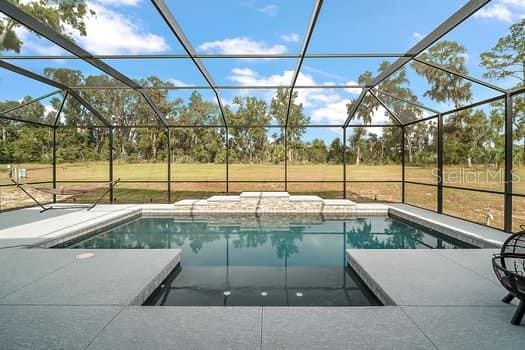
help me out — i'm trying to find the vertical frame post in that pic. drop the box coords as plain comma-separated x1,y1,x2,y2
52,126,57,203
52,92,67,204
109,126,114,203
167,128,171,203
225,127,229,193
343,127,347,199
401,125,405,203
504,93,513,232
437,113,444,213
284,127,288,192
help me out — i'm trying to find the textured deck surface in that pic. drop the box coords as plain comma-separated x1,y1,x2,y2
1,203,523,349
346,248,525,350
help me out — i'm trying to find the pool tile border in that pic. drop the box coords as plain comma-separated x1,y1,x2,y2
388,206,503,248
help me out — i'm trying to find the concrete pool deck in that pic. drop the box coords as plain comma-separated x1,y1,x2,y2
0,201,523,349
346,249,525,349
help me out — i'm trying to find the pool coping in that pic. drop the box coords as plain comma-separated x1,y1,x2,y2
24,203,505,250
388,205,505,248
0,201,497,251
346,250,397,306
129,249,182,306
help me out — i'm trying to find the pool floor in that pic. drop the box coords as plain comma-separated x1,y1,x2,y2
144,265,381,306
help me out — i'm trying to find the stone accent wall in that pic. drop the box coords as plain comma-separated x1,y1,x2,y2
172,192,357,214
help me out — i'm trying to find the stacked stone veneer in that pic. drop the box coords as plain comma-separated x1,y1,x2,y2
173,192,357,214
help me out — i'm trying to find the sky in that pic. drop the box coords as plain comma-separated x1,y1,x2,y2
1,0,524,141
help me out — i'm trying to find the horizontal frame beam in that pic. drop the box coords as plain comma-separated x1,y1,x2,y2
54,124,400,129
510,86,525,96
48,180,403,184
0,53,415,60
404,180,506,197
68,84,368,90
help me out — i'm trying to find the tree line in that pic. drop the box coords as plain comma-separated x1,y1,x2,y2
0,15,524,168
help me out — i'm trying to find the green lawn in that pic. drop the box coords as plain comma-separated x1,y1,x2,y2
2,161,524,232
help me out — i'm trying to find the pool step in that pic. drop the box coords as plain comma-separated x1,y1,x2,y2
173,192,357,214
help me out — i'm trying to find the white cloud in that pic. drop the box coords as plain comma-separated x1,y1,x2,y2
474,0,525,22
310,99,351,124
344,81,362,95
281,33,300,43
15,26,68,55
229,68,298,86
169,79,188,87
258,4,279,16
77,2,169,54
228,68,370,124
199,36,287,54
14,1,169,55
475,3,513,22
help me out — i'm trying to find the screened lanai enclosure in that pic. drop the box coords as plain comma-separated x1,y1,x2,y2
0,0,524,232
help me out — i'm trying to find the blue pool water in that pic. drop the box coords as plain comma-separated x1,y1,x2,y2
66,215,473,306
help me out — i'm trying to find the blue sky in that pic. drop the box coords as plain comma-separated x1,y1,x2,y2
1,0,524,141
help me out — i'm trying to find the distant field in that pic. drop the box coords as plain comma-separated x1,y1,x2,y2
1,161,524,231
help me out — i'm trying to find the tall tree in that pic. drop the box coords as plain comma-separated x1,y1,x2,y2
376,61,422,164
480,19,525,84
346,71,376,165
413,40,476,166
228,96,270,163
171,91,222,163
327,138,343,163
269,88,309,162
481,19,525,164
346,63,418,165
412,40,472,109
307,138,328,163
0,0,93,52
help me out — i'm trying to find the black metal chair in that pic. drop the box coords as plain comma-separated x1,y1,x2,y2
492,228,525,326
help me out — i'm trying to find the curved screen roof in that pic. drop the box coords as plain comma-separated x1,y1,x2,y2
1,0,523,128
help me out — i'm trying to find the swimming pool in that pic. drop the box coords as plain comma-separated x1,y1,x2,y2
64,215,473,306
